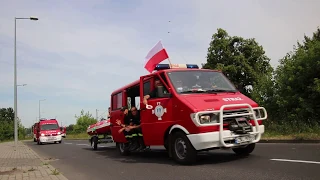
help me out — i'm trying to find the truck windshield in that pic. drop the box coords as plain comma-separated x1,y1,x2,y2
41,124,59,130
166,70,237,94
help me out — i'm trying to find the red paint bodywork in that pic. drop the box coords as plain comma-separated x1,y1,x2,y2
34,119,61,140
109,68,263,146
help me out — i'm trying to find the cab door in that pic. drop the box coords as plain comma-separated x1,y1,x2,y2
139,74,173,146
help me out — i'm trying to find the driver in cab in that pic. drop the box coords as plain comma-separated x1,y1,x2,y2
143,78,168,105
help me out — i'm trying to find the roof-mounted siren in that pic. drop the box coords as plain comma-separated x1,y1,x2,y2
154,64,199,71
39,118,46,121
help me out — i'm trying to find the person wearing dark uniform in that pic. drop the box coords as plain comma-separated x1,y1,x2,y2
143,78,168,105
117,106,137,150
130,106,146,151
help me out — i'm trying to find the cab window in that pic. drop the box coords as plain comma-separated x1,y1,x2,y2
143,81,151,96
111,92,122,110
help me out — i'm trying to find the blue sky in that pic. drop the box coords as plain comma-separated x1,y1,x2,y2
0,0,319,127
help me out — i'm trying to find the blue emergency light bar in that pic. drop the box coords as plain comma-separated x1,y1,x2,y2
154,64,199,71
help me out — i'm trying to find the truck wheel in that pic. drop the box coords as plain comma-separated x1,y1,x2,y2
91,136,98,150
58,141,62,144
33,138,36,142
164,139,168,151
232,143,255,155
116,143,130,156
170,131,197,165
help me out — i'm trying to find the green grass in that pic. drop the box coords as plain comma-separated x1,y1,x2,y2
0,137,33,143
262,121,320,140
51,169,60,175
262,131,320,140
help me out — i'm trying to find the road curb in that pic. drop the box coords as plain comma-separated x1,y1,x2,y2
259,139,320,143
22,141,69,180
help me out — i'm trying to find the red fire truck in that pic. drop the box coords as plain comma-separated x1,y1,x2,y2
33,118,63,145
60,126,67,138
109,64,267,164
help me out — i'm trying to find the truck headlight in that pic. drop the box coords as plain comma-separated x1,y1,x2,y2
199,114,218,124
191,113,219,126
41,133,45,136
58,132,61,135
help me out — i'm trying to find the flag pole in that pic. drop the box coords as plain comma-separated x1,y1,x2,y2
160,40,173,67
167,58,173,67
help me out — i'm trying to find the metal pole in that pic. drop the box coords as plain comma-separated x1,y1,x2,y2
38,99,45,120
13,17,38,148
96,109,98,121
14,17,18,147
39,100,41,119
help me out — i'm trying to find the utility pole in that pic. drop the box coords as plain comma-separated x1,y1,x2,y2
96,109,98,121
38,99,45,119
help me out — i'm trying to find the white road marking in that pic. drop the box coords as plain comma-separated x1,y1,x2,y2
271,159,320,165
64,142,73,145
76,144,89,146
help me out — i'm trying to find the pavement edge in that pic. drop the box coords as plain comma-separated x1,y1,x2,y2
22,141,69,180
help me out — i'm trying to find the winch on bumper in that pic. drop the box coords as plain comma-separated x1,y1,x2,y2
188,103,267,151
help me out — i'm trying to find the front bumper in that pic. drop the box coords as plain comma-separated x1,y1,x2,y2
187,125,265,150
39,135,62,143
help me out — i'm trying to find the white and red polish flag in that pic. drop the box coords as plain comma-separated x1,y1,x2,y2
144,40,169,73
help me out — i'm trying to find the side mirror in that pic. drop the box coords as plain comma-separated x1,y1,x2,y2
157,86,172,98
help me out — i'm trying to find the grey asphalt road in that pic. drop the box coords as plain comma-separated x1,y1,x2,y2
24,140,320,180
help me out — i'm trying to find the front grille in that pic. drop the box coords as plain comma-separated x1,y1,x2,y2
222,109,252,132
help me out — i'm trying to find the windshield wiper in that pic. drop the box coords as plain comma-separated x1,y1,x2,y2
180,90,208,94
205,89,237,93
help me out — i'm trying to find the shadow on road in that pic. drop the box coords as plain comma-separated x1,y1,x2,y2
81,145,251,166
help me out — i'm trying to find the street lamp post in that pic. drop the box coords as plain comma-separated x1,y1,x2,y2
38,99,46,120
15,84,27,135
14,16,38,148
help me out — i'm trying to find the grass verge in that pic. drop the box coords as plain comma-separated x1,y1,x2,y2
0,137,33,143
262,131,320,140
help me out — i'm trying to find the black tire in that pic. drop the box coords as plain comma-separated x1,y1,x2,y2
164,143,168,151
33,138,36,142
170,131,197,165
116,142,130,156
58,141,62,144
164,138,168,151
91,136,98,150
232,143,256,155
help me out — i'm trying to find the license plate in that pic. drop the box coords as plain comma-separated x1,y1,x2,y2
48,137,56,141
235,135,255,144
